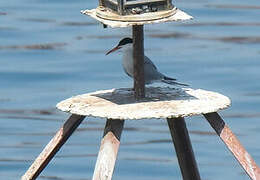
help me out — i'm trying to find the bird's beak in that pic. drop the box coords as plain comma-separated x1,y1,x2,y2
106,46,121,55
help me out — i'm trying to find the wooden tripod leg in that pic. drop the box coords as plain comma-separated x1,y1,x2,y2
92,119,124,180
22,114,85,180
167,117,201,180
204,112,260,180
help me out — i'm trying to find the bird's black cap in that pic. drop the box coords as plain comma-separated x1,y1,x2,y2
118,37,133,47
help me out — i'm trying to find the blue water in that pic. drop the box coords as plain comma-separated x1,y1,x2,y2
1,0,260,179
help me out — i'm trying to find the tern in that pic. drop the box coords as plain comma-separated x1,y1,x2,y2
106,37,188,86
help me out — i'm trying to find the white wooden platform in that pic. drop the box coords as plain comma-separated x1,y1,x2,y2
56,87,231,120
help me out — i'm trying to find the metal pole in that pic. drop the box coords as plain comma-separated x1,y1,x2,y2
99,0,104,6
167,117,201,180
117,0,124,15
132,25,145,99
166,0,172,9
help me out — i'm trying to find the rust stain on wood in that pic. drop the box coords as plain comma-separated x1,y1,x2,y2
220,125,260,180
92,119,124,180
204,112,260,180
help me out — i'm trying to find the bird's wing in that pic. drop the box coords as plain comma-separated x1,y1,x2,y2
144,56,158,70
143,55,165,84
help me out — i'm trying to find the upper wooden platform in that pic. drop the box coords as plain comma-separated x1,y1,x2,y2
81,6,193,28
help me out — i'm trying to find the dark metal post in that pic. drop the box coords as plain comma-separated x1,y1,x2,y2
117,0,124,15
99,0,104,6
132,25,145,99
166,0,172,8
167,117,201,180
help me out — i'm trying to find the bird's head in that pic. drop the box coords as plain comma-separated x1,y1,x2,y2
106,37,133,55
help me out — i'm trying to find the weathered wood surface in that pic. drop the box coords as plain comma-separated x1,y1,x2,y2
56,87,231,120
133,25,145,99
21,115,85,180
167,117,201,180
92,119,124,180
204,112,260,180
81,7,192,28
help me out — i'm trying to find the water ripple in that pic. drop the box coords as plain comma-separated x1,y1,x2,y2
0,12,7,15
0,42,67,50
60,21,96,26
207,4,260,10
178,22,260,27
0,108,57,116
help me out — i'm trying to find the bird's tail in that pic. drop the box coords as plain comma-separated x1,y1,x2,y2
162,76,189,87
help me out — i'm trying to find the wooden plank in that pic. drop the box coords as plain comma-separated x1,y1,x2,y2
167,117,201,180
204,112,260,180
92,119,124,180
133,25,145,99
21,114,85,180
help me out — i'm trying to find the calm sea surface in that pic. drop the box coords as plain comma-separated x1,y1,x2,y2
1,0,260,179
